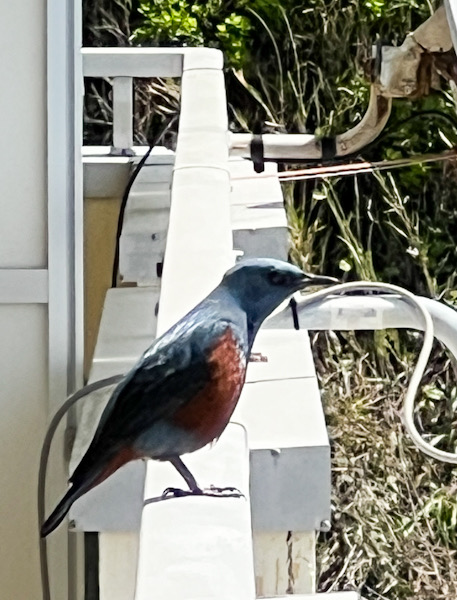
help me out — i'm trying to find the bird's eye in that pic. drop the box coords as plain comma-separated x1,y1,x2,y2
268,271,288,286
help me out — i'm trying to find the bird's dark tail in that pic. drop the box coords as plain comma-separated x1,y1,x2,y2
41,462,115,537
41,445,139,537
40,483,88,538
40,452,110,538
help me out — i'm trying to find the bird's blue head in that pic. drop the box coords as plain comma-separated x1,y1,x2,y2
219,258,337,338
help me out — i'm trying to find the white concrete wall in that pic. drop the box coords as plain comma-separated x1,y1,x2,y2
0,1,69,598
0,0,47,268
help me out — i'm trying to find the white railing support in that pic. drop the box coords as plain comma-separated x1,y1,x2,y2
82,47,224,156
112,77,134,154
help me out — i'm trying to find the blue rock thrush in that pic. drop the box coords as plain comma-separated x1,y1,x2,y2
41,258,337,536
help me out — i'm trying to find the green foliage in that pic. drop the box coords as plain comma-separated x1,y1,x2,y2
133,0,254,67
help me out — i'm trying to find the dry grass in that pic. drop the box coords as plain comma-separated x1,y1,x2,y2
311,330,457,599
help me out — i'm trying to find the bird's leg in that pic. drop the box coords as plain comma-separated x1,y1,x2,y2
162,457,204,497
170,456,201,492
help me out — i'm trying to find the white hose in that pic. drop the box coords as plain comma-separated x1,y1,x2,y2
295,281,457,464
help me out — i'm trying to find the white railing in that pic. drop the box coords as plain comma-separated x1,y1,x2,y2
81,47,254,600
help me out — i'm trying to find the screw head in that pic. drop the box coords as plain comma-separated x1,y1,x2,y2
320,519,331,532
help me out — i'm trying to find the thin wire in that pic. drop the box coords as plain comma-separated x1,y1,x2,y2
231,150,457,182
294,281,457,463
39,374,124,600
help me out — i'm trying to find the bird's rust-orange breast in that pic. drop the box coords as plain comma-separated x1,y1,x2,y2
172,327,246,446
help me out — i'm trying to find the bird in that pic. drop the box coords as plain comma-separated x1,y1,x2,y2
41,258,337,537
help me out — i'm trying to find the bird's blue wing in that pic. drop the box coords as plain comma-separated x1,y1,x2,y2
90,313,241,448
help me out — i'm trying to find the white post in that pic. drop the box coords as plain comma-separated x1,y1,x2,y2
47,0,84,597
112,76,134,154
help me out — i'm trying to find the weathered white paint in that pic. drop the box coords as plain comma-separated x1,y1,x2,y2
72,285,160,600
82,47,222,78
228,157,326,594
158,65,233,328
230,158,288,260
82,47,184,78
119,153,174,285
70,287,160,530
78,47,330,599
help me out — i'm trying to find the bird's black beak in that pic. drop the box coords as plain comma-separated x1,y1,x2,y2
301,273,340,287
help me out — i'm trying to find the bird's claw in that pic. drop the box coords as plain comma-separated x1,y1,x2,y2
161,485,244,499
205,485,245,498
161,487,202,498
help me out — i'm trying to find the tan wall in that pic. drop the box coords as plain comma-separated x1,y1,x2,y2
84,196,122,377
0,307,48,596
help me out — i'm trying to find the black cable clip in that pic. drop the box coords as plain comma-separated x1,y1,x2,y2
250,134,265,173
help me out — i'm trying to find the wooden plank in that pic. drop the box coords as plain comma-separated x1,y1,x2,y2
234,329,331,533
228,157,329,595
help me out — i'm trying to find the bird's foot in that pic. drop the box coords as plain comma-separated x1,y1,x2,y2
249,352,268,363
161,486,244,499
203,485,245,498
161,487,203,498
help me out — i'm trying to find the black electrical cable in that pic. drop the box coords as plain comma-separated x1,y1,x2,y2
111,115,177,288
39,375,125,600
